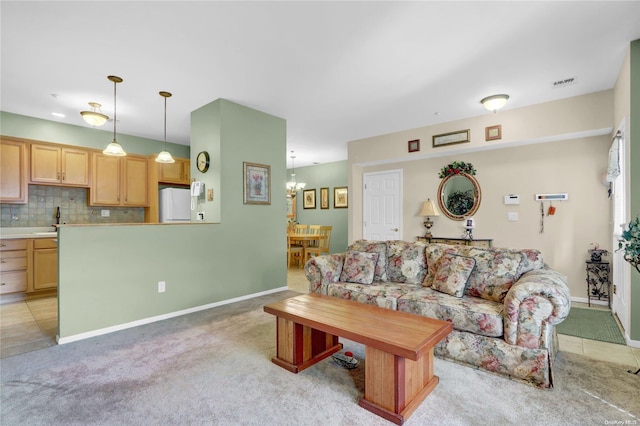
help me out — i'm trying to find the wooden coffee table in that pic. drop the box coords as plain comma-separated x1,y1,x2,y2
263,293,452,425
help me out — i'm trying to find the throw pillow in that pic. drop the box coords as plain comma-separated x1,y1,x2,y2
464,248,522,302
347,240,388,282
431,253,476,297
386,240,427,284
340,251,380,285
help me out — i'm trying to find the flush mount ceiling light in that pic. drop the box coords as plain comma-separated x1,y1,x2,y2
155,91,175,164
102,75,127,156
480,94,509,113
80,102,109,126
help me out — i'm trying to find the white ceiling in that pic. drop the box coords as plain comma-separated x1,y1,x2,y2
2,1,639,167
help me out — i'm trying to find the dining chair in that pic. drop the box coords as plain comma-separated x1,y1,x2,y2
295,224,309,235
304,225,332,262
287,234,305,268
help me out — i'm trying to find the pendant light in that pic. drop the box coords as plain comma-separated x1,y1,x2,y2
102,75,127,156
286,151,306,196
155,91,175,163
80,102,109,126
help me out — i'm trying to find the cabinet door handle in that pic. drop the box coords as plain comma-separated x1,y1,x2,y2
62,172,65,181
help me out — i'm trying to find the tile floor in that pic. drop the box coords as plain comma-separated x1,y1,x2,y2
2,267,639,371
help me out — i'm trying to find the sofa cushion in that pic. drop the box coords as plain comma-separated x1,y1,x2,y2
347,240,388,282
432,253,476,297
463,248,522,302
514,249,544,278
326,281,420,310
423,243,454,287
386,240,427,284
340,250,379,284
397,287,504,338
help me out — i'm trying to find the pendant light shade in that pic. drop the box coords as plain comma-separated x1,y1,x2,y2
155,91,175,164
80,102,109,126
103,75,126,156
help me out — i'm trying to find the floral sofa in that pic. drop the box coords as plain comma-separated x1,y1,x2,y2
304,240,571,388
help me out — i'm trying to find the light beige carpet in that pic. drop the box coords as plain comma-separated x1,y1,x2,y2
1,291,638,425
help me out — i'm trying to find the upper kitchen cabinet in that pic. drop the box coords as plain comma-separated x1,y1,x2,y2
158,157,190,185
0,138,28,204
90,153,149,207
30,144,90,187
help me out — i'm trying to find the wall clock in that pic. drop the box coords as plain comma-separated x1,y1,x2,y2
196,151,210,173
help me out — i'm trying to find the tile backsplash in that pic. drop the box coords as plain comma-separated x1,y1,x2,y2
1,185,144,228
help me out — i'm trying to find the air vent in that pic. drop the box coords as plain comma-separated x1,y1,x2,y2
552,77,577,89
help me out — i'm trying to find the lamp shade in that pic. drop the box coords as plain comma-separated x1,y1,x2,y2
481,94,509,112
156,150,175,163
419,199,440,216
80,102,109,126
103,140,127,156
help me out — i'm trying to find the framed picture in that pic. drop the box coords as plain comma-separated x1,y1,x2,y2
408,139,420,153
320,187,329,209
432,129,470,147
243,162,271,205
485,125,502,141
334,186,348,208
303,189,316,209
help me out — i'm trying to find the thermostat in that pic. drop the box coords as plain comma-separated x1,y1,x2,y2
504,195,520,205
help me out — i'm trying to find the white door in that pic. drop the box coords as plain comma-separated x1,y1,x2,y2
363,170,402,240
611,125,629,334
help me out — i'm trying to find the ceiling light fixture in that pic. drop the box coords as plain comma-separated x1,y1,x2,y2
286,151,306,197
155,91,175,164
480,94,509,113
102,75,127,156
80,102,109,126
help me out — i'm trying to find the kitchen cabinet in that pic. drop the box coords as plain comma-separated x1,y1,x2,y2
158,157,190,185
30,144,90,187
90,153,149,206
0,138,28,204
32,239,57,291
0,239,28,294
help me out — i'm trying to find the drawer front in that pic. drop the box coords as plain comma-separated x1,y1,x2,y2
0,239,27,251
34,238,57,249
0,252,27,272
0,271,27,294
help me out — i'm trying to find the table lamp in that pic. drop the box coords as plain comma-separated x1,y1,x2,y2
419,199,440,238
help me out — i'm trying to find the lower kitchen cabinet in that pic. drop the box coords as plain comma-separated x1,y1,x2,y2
32,239,57,291
0,239,28,294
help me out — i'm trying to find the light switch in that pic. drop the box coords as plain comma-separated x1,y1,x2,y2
508,212,518,222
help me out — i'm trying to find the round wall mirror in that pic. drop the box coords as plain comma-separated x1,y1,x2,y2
437,172,481,220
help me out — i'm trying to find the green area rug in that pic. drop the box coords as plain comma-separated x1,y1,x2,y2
557,307,626,345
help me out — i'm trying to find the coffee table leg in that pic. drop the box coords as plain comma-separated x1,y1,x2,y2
271,317,342,373
359,346,439,425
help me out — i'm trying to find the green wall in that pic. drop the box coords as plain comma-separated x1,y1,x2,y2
0,111,190,158
3,102,287,340
290,160,349,254
630,39,640,341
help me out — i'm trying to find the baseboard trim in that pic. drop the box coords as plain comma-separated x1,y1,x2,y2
57,286,289,345
570,296,609,307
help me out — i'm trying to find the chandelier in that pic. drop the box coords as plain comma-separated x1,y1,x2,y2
286,151,306,197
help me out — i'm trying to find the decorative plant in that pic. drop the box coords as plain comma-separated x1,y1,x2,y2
438,161,476,178
588,243,608,262
446,190,475,216
618,216,640,273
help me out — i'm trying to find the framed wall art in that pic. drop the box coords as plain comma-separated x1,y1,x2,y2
320,187,329,209
334,186,348,208
408,139,420,153
485,125,502,141
303,189,316,209
432,129,470,147
243,162,271,205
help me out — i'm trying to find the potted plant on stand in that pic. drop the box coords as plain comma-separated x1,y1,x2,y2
618,216,640,273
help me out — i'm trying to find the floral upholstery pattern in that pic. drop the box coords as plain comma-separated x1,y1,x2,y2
431,253,476,297
398,287,503,337
347,240,388,282
386,240,427,284
340,251,379,284
327,281,420,310
304,240,570,388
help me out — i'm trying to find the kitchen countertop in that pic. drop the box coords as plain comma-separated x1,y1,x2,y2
0,227,59,240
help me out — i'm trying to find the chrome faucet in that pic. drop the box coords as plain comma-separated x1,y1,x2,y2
56,207,61,225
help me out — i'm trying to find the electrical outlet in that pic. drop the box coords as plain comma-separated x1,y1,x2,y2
101,209,110,217
508,212,518,222
158,281,166,293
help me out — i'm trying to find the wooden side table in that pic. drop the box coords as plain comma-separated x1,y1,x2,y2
417,236,493,248
586,261,611,308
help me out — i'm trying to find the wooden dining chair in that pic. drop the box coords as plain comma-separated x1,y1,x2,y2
304,225,332,262
295,224,309,235
287,235,305,268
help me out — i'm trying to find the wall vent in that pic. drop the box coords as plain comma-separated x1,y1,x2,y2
552,77,577,89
